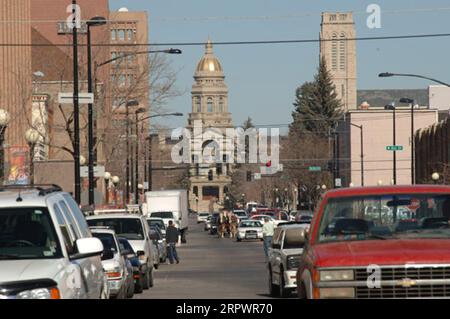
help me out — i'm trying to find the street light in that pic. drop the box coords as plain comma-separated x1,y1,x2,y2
385,103,397,185
400,97,416,185
112,175,120,205
79,155,86,166
0,109,10,184
25,128,39,185
96,48,182,68
134,107,147,204
378,72,450,87
432,172,440,184
104,171,111,204
86,16,107,207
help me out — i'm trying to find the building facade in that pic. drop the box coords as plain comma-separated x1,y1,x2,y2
187,40,234,212
320,12,357,112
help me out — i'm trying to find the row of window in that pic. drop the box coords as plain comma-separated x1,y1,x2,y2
329,14,348,22
193,96,226,113
331,32,347,71
111,28,136,41
111,51,136,65
111,73,135,86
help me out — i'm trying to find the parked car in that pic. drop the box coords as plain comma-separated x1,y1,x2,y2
296,185,450,299
146,217,166,238
204,215,212,231
90,227,133,299
197,212,210,223
251,214,282,226
0,185,107,299
86,212,154,289
118,237,145,294
268,224,308,297
149,225,167,264
236,220,263,241
295,211,313,224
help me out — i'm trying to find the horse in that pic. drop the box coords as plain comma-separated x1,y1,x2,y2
218,212,230,238
229,215,238,238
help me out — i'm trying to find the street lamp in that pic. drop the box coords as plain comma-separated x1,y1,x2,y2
400,97,416,185
377,180,383,186
385,103,397,185
378,72,450,87
79,155,86,166
134,107,147,204
432,172,440,184
25,128,39,185
86,16,107,207
104,171,111,204
0,109,10,184
112,175,120,205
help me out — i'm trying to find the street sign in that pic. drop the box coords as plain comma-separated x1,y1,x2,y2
58,92,94,104
335,178,342,187
386,145,403,151
80,165,105,178
309,166,322,172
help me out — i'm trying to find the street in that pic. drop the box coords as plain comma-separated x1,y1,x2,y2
135,216,270,299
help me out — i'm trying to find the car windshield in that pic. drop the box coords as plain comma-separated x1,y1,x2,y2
234,212,246,216
240,221,262,228
118,238,135,254
0,207,63,259
318,194,450,243
92,233,117,260
147,219,165,230
87,218,144,240
150,211,174,219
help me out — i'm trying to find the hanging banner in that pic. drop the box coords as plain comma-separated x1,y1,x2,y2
7,146,29,185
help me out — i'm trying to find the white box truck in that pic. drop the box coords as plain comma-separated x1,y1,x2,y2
144,190,189,243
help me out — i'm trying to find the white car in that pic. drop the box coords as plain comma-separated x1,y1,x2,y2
146,217,166,238
233,210,248,223
268,224,307,297
236,220,264,241
0,185,107,299
90,228,132,299
86,212,154,289
197,212,210,223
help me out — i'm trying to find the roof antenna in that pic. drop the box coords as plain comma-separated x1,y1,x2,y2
16,189,23,202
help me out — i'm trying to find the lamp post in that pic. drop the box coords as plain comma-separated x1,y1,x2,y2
123,100,140,204
400,97,416,185
25,128,39,185
432,172,440,184
134,108,147,204
385,103,397,185
350,123,364,186
379,72,450,88
112,175,120,205
0,109,10,184
71,0,81,204
104,171,111,205
86,16,107,207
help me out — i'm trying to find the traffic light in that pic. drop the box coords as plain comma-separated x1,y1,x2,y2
246,171,252,182
208,170,213,181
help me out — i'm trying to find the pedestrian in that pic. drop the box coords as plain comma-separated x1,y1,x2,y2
262,217,275,260
166,220,180,264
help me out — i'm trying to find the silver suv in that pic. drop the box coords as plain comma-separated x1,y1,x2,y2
0,185,107,299
267,223,308,297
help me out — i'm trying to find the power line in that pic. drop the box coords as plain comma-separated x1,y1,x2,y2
3,32,450,47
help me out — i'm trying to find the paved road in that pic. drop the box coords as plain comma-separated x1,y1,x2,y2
135,216,271,299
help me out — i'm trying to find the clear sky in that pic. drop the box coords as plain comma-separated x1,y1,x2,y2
110,0,450,130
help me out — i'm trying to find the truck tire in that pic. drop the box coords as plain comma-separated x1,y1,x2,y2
279,270,289,298
268,268,279,297
142,268,150,289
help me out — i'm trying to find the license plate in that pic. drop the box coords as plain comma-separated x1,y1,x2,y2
246,234,257,239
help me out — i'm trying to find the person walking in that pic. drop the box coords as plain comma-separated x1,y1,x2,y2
262,217,275,260
166,220,180,264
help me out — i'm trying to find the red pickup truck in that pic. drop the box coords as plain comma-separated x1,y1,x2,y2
296,185,450,299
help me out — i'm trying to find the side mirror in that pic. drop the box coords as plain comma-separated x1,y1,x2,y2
121,249,132,256
70,237,104,260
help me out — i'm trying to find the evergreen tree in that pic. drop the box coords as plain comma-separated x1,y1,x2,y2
291,56,343,137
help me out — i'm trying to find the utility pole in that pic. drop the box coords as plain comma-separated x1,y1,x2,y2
72,0,81,204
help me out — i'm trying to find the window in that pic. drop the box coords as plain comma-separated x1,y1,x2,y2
59,201,81,239
194,97,201,112
87,218,144,241
53,204,75,254
330,14,337,21
111,30,116,41
63,194,90,237
127,29,134,41
193,186,198,196
118,29,125,41
207,97,213,112
339,33,346,71
219,97,224,113
331,33,338,71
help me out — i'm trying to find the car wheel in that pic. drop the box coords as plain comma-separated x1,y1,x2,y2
236,237,241,242
127,281,135,299
279,271,289,298
142,268,150,289
268,268,279,297
135,280,143,294
149,268,154,287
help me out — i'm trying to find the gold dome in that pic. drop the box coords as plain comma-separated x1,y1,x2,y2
195,39,223,73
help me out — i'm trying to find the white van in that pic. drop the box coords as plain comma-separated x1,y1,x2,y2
0,185,107,299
